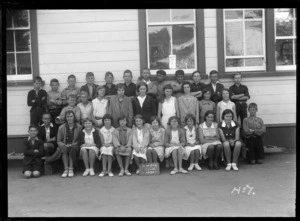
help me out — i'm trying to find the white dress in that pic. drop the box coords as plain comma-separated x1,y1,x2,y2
199,122,222,159
165,130,182,158
132,128,148,161
99,126,115,159
182,126,202,160
218,100,235,122
161,96,176,129
81,128,100,156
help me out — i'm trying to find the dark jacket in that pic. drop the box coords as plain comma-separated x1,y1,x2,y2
23,138,45,167
80,83,99,101
204,83,224,104
27,89,48,112
132,95,157,124
77,129,102,149
38,124,57,147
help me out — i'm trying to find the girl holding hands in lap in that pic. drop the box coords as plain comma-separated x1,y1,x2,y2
182,114,202,171
199,110,222,170
164,116,188,175
98,114,115,177
78,118,101,176
218,109,242,171
147,116,165,163
132,115,150,175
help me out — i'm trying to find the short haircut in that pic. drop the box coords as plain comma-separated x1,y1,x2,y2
222,109,234,120
86,72,94,78
42,112,52,118
134,114,145,125
159,84,174,103
233,72,242,78
80,91,88,96
96,85,106,96
117,116,127,123
28,124,38,130
192,70,201,78
105,71,114,78
168,116,180,126
222,88,230,94
65,110,76,122
163,84,173,91
175,69,184,76
156,69,166,76
184,114,196,125
33,76,42,83
204,110,215,121
102,114,113,125
136,82,148,93
82,118,93,125
123,69,132,76
50,78,59,85
68,94,77,100
209,70,218,76
248,103,258,109
181,81,191,93
116,83,125,90
142,68,150,72
68,74,76,80
150,116,161,125
202,88,211,94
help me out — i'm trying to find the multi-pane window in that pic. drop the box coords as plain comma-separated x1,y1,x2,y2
223,9,265,72
6,10,33,80
275,8,296,70
146,9,197,74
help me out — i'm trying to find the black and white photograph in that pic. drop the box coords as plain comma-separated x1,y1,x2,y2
5,7,296,217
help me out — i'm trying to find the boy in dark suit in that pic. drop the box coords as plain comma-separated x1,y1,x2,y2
204,70,224,104
23,125,45,178
27,76,47,126
80,72,99,101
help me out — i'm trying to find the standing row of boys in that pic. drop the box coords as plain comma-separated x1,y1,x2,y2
23,69,266,178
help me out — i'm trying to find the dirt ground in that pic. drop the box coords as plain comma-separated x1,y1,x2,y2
7,150,296,217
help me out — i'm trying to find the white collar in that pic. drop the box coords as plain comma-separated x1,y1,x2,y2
222,120,236,127
28,137,39,141
203,122,215,129
143,79,151,85
101,126,114,133
94,97,106,103
184,125,195,132
40,123,54,128
83,128,95,134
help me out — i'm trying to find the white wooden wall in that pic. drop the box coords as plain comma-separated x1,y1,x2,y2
7,9,296,136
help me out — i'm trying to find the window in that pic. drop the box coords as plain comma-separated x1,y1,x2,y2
223,9,265,72
275,8,296,70
6,10,33,81
146,9,197,74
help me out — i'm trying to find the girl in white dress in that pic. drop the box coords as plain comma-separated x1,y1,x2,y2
147,116,165,163
199,110,222,170
132,115,150,175
164,116,188,175
158,84,179,130
182,114,202,171
216,88,237,123
98,114,115,177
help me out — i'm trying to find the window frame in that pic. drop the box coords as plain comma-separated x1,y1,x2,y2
275,8,297,71
216,8,296,78
223,9,266,72
138,9,206,79
6,10,40,86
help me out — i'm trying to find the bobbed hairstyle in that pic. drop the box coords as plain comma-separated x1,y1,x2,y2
133,114,145,126
136,82,148,93
184,114,196,125
204,110,215,121
150,116,161,125
167,116,180,126
65,110,76,123
222,109,234,120
181,81,191,93
102,114,113,125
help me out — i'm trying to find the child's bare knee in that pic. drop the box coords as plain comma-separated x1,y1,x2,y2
33,171,40,177
24,171,32,178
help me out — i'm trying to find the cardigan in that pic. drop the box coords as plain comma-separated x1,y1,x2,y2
77,129,101,149
112,127,133,148
57,123,82,148
132,95,156,124
132,126,150,149
108,95,133,128
164,127,186,146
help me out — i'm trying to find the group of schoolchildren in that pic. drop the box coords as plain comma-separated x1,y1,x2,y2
23,68,266,179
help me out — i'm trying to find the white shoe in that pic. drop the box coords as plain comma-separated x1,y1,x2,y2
231,163,239,171
225,163,232,171
188,163,195,171
194,164,202,171
61,169,68,178
83,169,90,177
108,171,114,177
89,168,95,176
